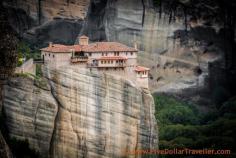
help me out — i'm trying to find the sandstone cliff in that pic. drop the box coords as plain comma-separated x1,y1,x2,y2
3,0,235,95
2,66,158,158
77,0,235,95
3,0,90,47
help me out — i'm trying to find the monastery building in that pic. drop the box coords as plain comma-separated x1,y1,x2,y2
40,36,150,88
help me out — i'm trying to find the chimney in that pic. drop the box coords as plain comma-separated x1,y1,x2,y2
134,41,138,50
49,42,53,47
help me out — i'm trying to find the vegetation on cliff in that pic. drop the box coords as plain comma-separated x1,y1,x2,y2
0,112,40,158
153,94,236,154
17,41,41,66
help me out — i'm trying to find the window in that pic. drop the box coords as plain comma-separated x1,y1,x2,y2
116,60,118,63
49,54,50,57
115,52,119,56
53,55,55,58
126,52,128,56
111,61,113,64
106,53,108,56
89,53,92,56
131,52,133,56
101,61,103,64
102,53,104,56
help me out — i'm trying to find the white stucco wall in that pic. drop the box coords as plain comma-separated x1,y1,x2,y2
136,77,149,89
42,51,72,68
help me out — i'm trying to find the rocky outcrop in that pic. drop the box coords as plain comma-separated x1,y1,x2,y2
76,0,235,94
3,0,235,100
2,66,158,158
3,0,90,47
0,132,12,158
3,77,57,156
76,0,107,42
4,0,90,24
100,0,235,96
23,18,84,47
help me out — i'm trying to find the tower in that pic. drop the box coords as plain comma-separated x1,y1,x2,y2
79,35,89,45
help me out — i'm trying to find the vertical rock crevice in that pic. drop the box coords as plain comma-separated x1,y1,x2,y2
141,0,146,27
47,78,59,158
37,0,41,25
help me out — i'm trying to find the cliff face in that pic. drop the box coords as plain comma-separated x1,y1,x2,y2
0,132,12,158
3,0,90,47
2,66,158,158
3,0,236,101
75,0,235,96
99,0,235,99
3,77,58,156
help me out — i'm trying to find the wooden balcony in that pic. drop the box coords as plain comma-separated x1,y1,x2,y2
71,56,88,63
87,63,126,68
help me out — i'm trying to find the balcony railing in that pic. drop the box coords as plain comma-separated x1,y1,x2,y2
116,63,126,67
71,56,88,63
87,63,126,68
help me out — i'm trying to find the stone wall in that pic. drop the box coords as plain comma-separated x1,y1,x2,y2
15,58,35,75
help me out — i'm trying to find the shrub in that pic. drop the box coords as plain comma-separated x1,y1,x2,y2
17,42,31,60
153,94,236,152
160,124,200,141
154,95,199,125
36,64,42,77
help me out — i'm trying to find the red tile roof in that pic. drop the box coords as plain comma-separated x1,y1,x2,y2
82,42,137,52
98,56,128,60
135,66,150,72
40,44,82,53
40,42,137,53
